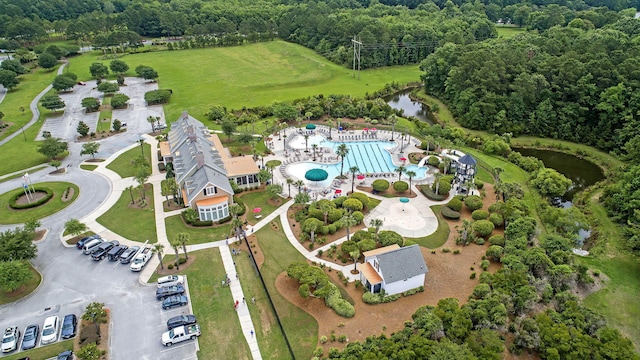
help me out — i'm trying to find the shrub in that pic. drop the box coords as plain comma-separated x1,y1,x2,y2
453,249,461,254
441,206,461,220
481,259,490,271
470,272,477,279
464,195,483,211
328,208,343,223
447,198,463,211
333,196,348,207
442,248,451,253
340,240,358,255
363,291,382,304
489,213,504,227
471,210,489,220
9,187,53,209
338,335,348,342
314,347,324,357
168,264,174,270
475,180,484,189
473,220,495,237
427,156,440,166
320,226,329,235
432,178,452,194
111,93,130,109
328,224,337,234
145,89,172,105
352,211,364,224
393,180,408,193
378,230,403,247
488,235,505,246
419,185,447,201
488,201,504,213
158,163,166,172
320,335,328,344
342,198,363,212
372,179,390,192
348,192,369,209
357,238,376,252
308,208,324,221
217,215,232,224
475,238,485,245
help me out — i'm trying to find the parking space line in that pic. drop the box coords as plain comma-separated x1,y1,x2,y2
158,341,196,353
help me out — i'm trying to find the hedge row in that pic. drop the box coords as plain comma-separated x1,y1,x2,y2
441,206,461,220
9,187,53,209
419,185,447,201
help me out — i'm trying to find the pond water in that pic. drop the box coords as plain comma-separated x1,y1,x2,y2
513,148,604,206
385,89,435,124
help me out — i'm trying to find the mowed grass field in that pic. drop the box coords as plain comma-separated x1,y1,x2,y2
66,40,422,121
496,26,526,38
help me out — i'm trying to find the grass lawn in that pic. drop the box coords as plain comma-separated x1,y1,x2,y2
238,190,281,225
0,181,79,224
1,339,73,360
0,125,50,176
67,41,422,122
409,205,450,249
577,194,640,350
165,215,232,244
496,26,526,38
80,164,98,171
0,263,41,305
253,218,318,359
0,165,47,183
96,185,157,243
105,143,151,178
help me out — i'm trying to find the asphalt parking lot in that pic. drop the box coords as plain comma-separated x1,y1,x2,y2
0,241,197,360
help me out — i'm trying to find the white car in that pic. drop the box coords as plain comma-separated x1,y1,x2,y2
157,275,184,288
1,326,19,353
41,315,59,345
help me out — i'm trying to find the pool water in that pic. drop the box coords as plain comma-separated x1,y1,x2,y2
287,135,428,187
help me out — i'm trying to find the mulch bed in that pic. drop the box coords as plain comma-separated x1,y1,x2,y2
76,311,110,359
154,255,197,275
49,168,66,175
34,229,46,241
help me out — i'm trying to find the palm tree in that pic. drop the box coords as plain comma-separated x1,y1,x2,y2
388,115,397,141
232,217,244,238
369,218,383,244
341,211,357,242
349,166,359,193
178,232,190,259
125,186,135,204
265,162,276,178
303,134,310,152
326,118,334,140
170,239,181,270
286,178,294,197
336,143,349,177
395,166,406,181
350,249,360,272
442,157,452,175
295,180,304,192
153,244,165,270
434,172,443,195
406,170,416,195
493,167,504,182
305,111,313,124
311,144,319,161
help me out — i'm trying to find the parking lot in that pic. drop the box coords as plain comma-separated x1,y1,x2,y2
0,240,197,360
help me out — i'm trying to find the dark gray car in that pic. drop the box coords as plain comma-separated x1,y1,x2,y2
21,324,38,350
119,246,140,264
166,315,197,330
156,285,185,300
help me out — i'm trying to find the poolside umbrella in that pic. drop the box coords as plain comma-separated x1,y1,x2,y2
399,197,409,211
400,157,407,162
305,168,328,182
363,128,368,131
371,128,377,131
335,189,342,194
306,123,316,130
356,174,365,180
253,207,262,213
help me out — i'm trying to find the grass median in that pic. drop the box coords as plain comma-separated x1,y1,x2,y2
105,143,151,178
0,181,79,224
96,184,157,243
0,263,41,305
1,339,73,360
408,205,449,249
164,215,231,245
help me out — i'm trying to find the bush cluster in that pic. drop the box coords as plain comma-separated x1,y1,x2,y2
441,206,461,219
9,187,53,209
446,198,463,211
419,185,447,201
471,209,489,220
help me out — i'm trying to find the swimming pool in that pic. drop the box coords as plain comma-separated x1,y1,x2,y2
287,135,428,187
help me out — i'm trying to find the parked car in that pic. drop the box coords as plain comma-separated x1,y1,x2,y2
57,350,73,360
90,241,118,260
156,285,185,300
76,235,100,249
154,123,168,131
119,246,140,264
1,326,20,353
166,315,197,330
82,239,104,254
157,275,184,288
21,324,39,350
162,295,188,310
41,316,59,344
107,245,128,261
60,314,77,339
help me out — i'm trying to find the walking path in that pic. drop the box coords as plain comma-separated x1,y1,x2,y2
0,61,67,146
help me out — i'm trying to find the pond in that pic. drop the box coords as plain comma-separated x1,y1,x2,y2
514,147,605,206
385,89,435,124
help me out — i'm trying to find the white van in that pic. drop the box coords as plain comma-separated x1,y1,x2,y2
82,239,104,254
157,275,185,288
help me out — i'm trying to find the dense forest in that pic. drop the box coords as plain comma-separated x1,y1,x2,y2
0,0,636,69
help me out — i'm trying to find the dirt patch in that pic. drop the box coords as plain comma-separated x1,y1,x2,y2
62,187,74,202
14,191,49,205
85,158,106,163
49,168,66,175
76,129,127,142
154,255,197,275
34,229,46,241
163,200,183,212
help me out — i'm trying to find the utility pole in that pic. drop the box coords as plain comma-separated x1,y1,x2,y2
351,36,362,80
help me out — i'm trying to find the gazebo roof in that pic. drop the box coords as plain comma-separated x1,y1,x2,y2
458,154,477,166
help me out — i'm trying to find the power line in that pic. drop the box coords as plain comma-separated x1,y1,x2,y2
352,36,362,80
